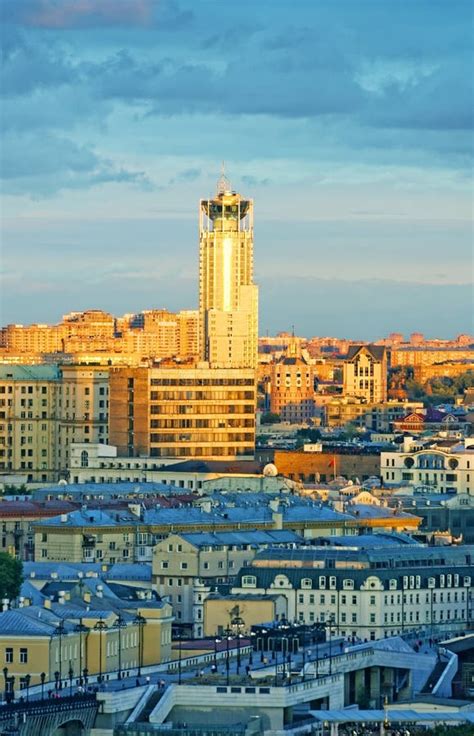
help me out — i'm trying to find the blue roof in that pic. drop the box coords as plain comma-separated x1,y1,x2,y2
179,530,302,547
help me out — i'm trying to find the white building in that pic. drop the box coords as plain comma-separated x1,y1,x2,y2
381,438,474,495
232,544,474,641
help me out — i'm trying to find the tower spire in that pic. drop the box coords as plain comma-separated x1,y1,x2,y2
217,161,231,195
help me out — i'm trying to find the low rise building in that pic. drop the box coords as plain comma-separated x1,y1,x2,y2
232,543,474,641
152,530,301,635
381,438,474,494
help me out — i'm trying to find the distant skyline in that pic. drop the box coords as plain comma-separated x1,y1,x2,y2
1,0,473,337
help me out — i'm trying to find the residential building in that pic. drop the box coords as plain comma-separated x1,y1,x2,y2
232,543,474,641
269,339,317,423
152,530,301,635
381,438,474,494
391,348,474,368
273,448,381,483
109,363,256,460
199,173,258,368
324,397,423,430
343,345,387,404
0,365,61,482
0,364,109,482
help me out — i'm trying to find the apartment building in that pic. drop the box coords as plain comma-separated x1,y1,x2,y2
324,398,424,430
151,530,301,635
381,438,474,494
269,340,316,423
0,364,109,482
343,345,387,404
0,365,61,482
109,363,256,460
232,544,474,641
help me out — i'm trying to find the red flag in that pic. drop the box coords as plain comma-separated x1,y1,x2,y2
328,457,336,468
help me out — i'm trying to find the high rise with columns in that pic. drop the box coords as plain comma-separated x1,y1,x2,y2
199,171,258,368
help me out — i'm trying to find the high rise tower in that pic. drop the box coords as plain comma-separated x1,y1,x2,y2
199,171,258,368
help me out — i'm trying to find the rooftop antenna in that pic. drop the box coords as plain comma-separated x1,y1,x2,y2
217,160,231,195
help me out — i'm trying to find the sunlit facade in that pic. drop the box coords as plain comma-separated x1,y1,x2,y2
199,175,258,369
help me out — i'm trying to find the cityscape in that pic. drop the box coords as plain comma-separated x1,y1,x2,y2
1,2,473,736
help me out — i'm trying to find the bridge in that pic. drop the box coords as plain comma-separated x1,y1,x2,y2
0,694,98,736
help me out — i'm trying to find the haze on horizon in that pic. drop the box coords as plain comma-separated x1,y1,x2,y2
1,0,473,339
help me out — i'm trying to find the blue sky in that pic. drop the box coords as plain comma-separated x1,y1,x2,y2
1,0,473,339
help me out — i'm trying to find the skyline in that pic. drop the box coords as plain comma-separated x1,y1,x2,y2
1,0,473,337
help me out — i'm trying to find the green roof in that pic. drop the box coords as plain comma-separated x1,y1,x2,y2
0,365,60,381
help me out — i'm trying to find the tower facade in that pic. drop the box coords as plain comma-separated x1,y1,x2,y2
199,174,258,368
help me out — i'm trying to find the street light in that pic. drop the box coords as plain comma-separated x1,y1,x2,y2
68,664,74,697
40,672,46,701
74,619,88,686
3,667,8,703
113,614,126,680
230,615,245,675
223,626,233,686
93,618,108,684
177,629,183,685
133,613,146,677
53,619,66,686
213,637,221,671
24,674,30,703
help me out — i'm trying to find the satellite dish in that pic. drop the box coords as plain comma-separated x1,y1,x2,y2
263,463,278,477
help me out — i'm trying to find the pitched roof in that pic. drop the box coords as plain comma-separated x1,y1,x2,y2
346,345,386,362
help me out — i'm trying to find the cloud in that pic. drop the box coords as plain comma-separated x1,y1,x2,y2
1,0,192,29
0,133,153,196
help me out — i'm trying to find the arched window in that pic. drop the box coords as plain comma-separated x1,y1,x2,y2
301,578,312,589
81,450,89,468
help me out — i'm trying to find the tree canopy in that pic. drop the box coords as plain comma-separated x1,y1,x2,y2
0,553,23,601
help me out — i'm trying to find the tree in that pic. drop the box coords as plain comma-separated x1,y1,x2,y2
260,412,280,424
0,553,23,601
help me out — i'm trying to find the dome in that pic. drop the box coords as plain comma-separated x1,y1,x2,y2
58,479,68,486
263,463,278,477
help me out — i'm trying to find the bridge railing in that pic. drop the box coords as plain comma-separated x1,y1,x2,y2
0,692,97,720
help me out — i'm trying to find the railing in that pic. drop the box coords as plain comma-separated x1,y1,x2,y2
0,692,97,719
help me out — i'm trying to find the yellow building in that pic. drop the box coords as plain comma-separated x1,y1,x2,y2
199,173,258,369
203,594,287,637
0,364,109,482
109,363,256,460
343,345,387,404
0,599,172,689
270,339,316,423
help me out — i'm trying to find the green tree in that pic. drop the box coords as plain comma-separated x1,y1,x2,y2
0,553,23,601
260,412,281,424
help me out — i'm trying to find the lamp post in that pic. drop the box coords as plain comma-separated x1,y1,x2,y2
133,613,146,677
53,619,66,686
24,674,30,703
93,618,108,684
213,637,221,671
177,629,183,685
274,646,279,687
74,619,88,686
82,667,89,687
260,628,267,662
249,631,256,665
68,664,74,697
223,626,232,686
326,613,334,676
9,676,15,703
3,667,8,703
230,615,245,675
40,672,46,701
113,615,126,680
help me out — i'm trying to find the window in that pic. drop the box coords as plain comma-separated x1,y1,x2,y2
343,579,354,590
301,578,312,589
5,648,13,663
80,450,89,468
180,562,188,570
242,575,256,587
19,648,28,663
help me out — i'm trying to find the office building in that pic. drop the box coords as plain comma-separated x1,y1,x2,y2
199,173,258,368
109,363,256,460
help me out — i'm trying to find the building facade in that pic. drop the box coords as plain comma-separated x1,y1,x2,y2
269,340,316,423
343,346,387,404
381,440,474,494
199,174,258,369
109,364,256,460
232,545,474,641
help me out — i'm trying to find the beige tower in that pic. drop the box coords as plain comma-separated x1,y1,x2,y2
199,172,258,368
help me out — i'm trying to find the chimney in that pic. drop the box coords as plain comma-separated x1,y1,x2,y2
83,591,91,603
18,597,25,608
43,599,51,609
58,590,66,604
2,599,9,612
96,585,103,598
272,511,283,530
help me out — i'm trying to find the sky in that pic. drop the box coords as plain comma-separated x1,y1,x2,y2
1,0,473,339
